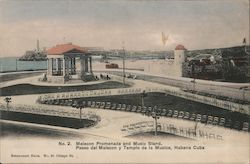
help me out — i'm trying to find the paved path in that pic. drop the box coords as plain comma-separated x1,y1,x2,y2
1,69,249,102
0,73,115,88
95,69,250,101
1,73,249,115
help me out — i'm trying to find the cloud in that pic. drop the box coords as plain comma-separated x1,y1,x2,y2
0,0,249,56
0,19,175,56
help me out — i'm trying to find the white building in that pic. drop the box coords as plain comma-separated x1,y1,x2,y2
142,44,187,77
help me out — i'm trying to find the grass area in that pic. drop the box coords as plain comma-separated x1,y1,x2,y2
70,92,249,129
0,110,94,129
0,81,129,96
0,72,43,82
74,93,245,118
0,121,78,138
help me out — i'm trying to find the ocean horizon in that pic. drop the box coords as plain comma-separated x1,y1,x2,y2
0,57,47,73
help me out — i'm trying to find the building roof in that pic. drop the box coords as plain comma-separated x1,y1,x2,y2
47,43,87,55
175,44,187,50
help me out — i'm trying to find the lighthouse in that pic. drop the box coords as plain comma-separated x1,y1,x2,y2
174,44,187,76
37,39,40,52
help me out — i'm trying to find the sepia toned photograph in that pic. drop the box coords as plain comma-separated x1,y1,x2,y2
0,0,249,163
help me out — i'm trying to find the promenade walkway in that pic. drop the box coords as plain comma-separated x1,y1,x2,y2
1,73,249,115
95,69,250,102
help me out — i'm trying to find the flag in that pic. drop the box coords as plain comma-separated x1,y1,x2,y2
162,32,169,45
243,38,246,44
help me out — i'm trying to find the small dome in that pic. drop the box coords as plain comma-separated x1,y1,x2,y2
175,44,187,50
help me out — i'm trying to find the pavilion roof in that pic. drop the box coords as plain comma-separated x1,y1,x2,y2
47,43,88,55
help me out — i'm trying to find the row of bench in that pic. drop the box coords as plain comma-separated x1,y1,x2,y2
0,103,100,123
121,121,223,140
40,99,250,132
183,90,250,105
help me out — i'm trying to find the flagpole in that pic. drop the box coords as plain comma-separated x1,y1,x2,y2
243,38,250,83
122,41,126,86
243,38,250,55
16,58,18,71
162,32,169,59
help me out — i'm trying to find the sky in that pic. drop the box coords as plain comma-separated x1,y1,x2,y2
0,0,249,57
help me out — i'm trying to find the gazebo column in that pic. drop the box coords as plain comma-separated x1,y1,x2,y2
62,58,66,76
80,57,85,76
85,57,88,73
51,58,54,75
89,57,93,73
71,57,75,74
47,58,53,75
47,59,50,75
70,58,73,74
58,59,61,75
73,58,76,74
66,58,70,75
55,58,59,73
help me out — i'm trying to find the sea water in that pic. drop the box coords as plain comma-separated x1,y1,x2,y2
0,57,47,73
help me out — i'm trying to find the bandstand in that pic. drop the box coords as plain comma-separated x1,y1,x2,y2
46,43,95,83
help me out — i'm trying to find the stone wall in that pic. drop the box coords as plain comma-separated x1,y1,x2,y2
47,75,65,84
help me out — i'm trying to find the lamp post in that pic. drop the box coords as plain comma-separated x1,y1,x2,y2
122,41,126,86
243,38,250,55
243,38,250,83
191,78,196,93
141,90,147,107
194,120,198,137
77,106,83,122
4,97,12,111
16,58,18,71
239,86,248,102
190,62,196,92
72,101,84,123
144,104,160,136
152,106,160,136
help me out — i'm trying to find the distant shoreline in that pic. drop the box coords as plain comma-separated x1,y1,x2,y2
0,69,46,74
